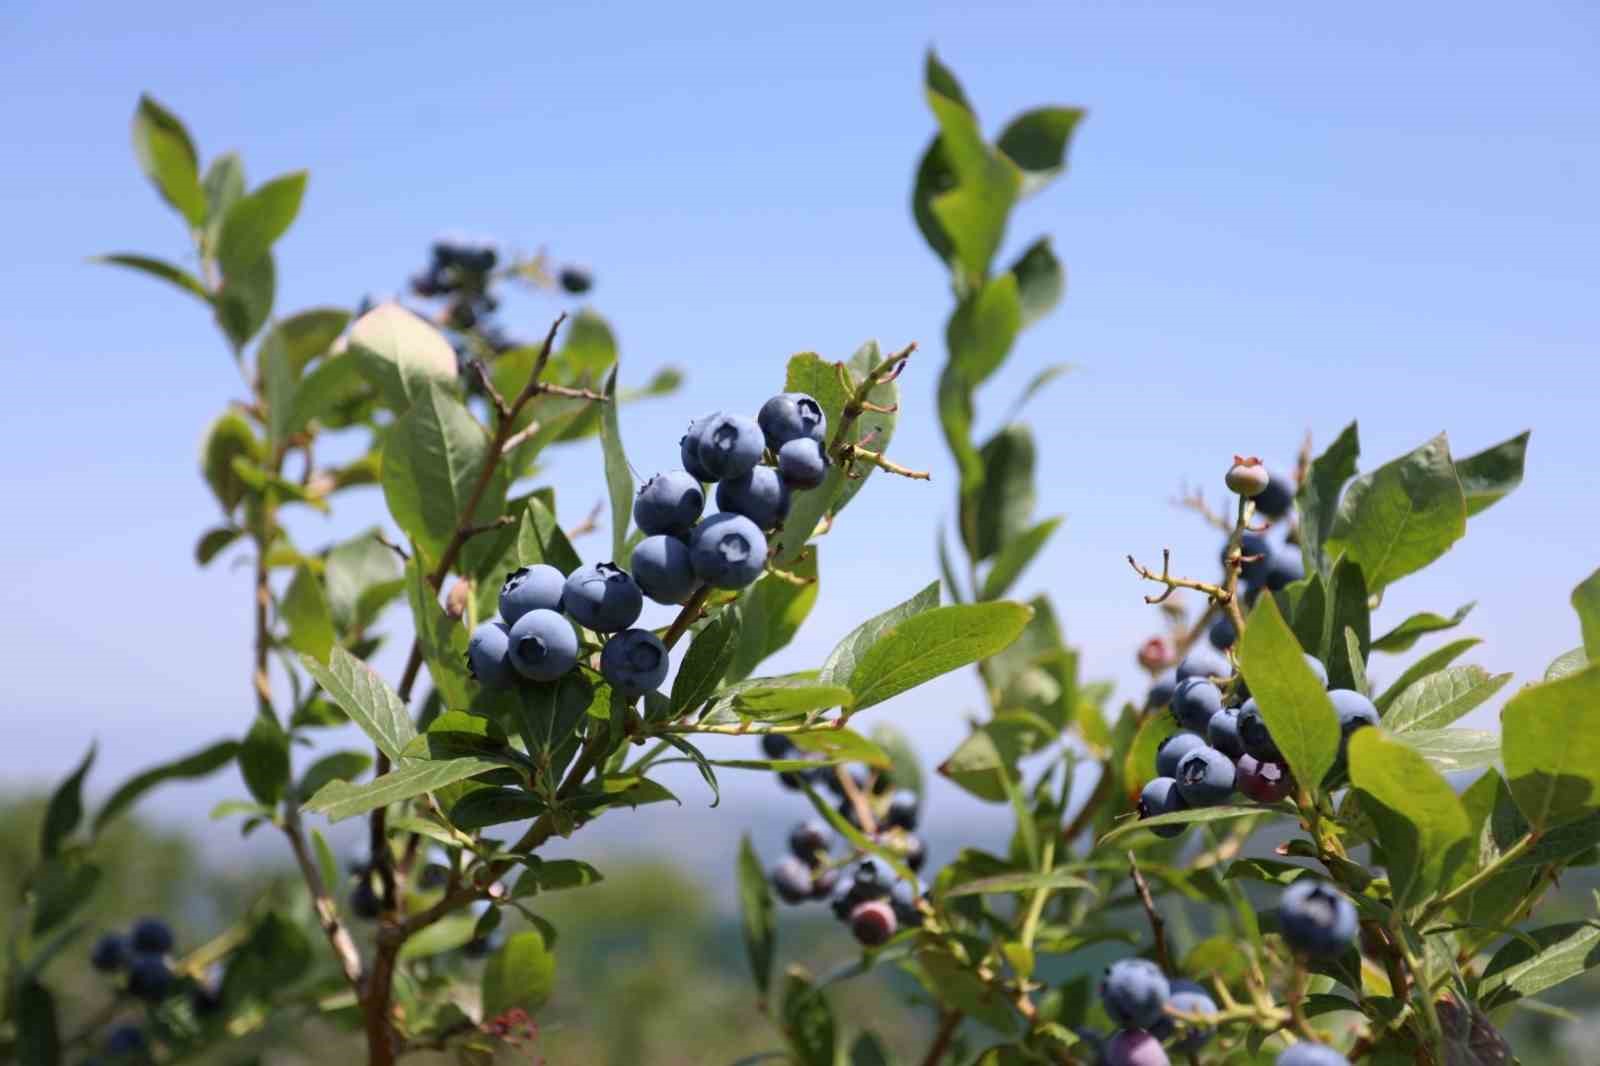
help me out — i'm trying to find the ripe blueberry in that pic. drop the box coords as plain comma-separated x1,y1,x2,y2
1225,531,1272,585
1155,731,1206,779
890,882,924,927
679,415,718,483
693,413,765,481
599,629,669,696
789,820,833,865
1206,708,1245,759
1146,669,1177,710
1176,647,1230,684
1330,689,1379,757
716,466,792,530
1276,1046,1350,1066
1225,457,1271,498
1152,978,1217,1052
1171,678,1223,732
1236,755,1293,803
507,609,580,681
466,620,517,688
777,437,829,489
770,856,815,904
1279,880,1358,956
1175,746,1236,806
1138,777,1188,838
499,564,566,624
191,983,223,1016
761,733,796,760
1236,699,1281,761
1254,471,1295,519
631,534,698,605
558,266,592,294
351,879,382,920
885,790,919,831
105,1025,145,1056
130,918,174,955
127,955,174,1002
811,864,841,899
759,392,827,449
849,898,897,946
1305,653,1329,688
562,562,643,632
899,833,927,873
1104,1029,1170,1066
1099,957,1171,1029
90,933,127,972
1264,546,1305,590
634,471,706,536
1209,615,1237,650
689,513,768,588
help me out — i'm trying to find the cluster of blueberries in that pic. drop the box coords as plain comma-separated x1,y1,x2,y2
760,738,927,948
464,392,832,700
1139,640,1379,833
1089,880,1357,1065
86,918,219,1062
408,238,591,352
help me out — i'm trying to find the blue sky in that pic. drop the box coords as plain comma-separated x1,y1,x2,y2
1,0,1596,862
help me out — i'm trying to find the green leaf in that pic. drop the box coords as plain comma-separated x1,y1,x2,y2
729,552,819,683
403,711,516,764
780,969,838,1066
284,351,372,435
1297,421,1360,578
324,530,404,632
942,868,1093,898
511,673,599,761
1237,595,1340,789
201,151,245,244
662,734,721,807
911,134,959,268
240,715,290,806
1481,921,1600,1009
1122,713,1179,795
348,302,460,411
297,751,372,802
1324,433,1467,595
194,525,241,565
1097,804,1271,846
40,745,95,858
406,560,473,709
831,341,902,518
221,911,312,1008
916,947,1020,1035
1502,663,1600,830
1347,728,1472,908
483,930,557,1014
737,834,777,999
946,273,1023,389
515,497,583,575
267,307,350,374
965,424,1035,562
848,1033,891,1066
923,54,1022,282
871,723,923,797
131,94,204,225
382,383,506,570
980,516,1061,600
938,714,1054,803
596,368,634,565
1371,602,1476,653
1396,728,1501,774
300,646,418,762
14,978,61,1066
799,782,914,883
789,729,891,770
1375,637,1483,713
996,107,1085,196
671,606,742,717
217,171,307,276
94,740,239,833
848,602,1033,711
93,253,209,303
732,677,854,717
1547,647,1589,681
1573,567,1600,662
1383,666,1512,733
303,757,500,822
819,581,939,686
450,789,545,830
398,913,478,961
1455,430,1530,517
201,410,263,512
215,252,275,350
1322,556,1370,691
281,564,336,663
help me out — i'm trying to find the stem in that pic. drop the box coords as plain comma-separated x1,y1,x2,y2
919,1010,963,1066
1420,831,1536,922
661,586,712,650
282,808,364,989
1128,853,1173,975
1018,834,1057,951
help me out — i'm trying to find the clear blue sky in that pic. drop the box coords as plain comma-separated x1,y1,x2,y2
2,0,1596,862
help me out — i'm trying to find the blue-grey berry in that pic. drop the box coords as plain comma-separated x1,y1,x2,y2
507,609,579,681
105,1025,145,1056
716,466,791,530
1104,1028,1170,1066
1254,472,1294,519
1171,678,1223,731
759,392,827,450
789,820,833,865
771,856,814,904
1265,545,1305,590
679,415,718,482
689,513,768,588
1276,1044,1350,1066
599,629,669,696
499,564,565,623
1209,615,1237,649
562,562,643,632
1305,653,1329,688
127,955,173,1002
1156,732,1206,779
1176,647,1230,684
90,933,127,972
1206,708,1245,759
1151,978,1216,1052
1147,669,1178,710
1279,880,1358,957
634,471,706,536
1236,698,1280,761
1176,746,1236,806
466,621,517,688
1138,777,1188,838
693,413,765,480
885,790,919,831
130,918,173,955
631,534,698,604
777,436,829,489
1330,689,1379,762
1099,957,1171,1029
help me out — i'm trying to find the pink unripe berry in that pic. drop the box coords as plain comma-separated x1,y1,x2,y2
1138,636,1174,672
1225,455,1271,498
1237,755,1293,803
1105,1028,1170,1066
849,899,897,946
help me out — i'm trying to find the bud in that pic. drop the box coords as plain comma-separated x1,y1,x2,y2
446,578,470,620
1137,635,1174,672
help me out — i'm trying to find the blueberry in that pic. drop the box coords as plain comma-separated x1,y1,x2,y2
1237,755,1293,803
1155,732,1206,779
777,437,829,490
562,562,643,632
351,879,382,919
1330,689,1379,755
771,856,815,904
885,790,919,831
1279,880,1358,957
849,899,897,946
507,609,580,681
1206,708,1245,759
1175,647,1230,684
1103,1029,1170,1066
500,564,566,623
1305,654,1329,688
1225,458,1270,498
811,865,841,899
191,981,223,1015
1236,699,1281,761
890,882,924,927
105,1024,145,1056
1175,746,1236,806
1264,545,1305,590
716,466,791,530
692,413,765,481
900,833,927,873
1099,957,1171,1029
789,820,833,865
90,933,127,972
1254,472,1295,519
758,392,827,451
599,629,669,696
1171,678,1223,731
466,621,517,688
129,918,174,955
851,857,894,896
558,266,592,294
1146,670,1178,710
631,534,698,605
679,416,718,483
689,513,768,589
761,733,796,760
1138,777,1188,838
1276,1044,1350,1066
126,955,173,1002
1150,978,1216,1052
1224,531,1272,585
1208,615,1237,650
634,471,706,536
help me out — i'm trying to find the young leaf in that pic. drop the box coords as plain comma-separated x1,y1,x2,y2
347,302,459,412
296,750,372,801
94,740,239,833
1323,433,1467,595
93,254,210,303
596,367,634,566
450,789,546,830
516,496,583,575
1572,566,1600,662
1348,729,1471,908
239,715,291,806
1238,596,1340,790
1480,921,1600,1009
1322,556,1369,690
1383,666,1512,733
282,564,336,663
40,745,95,859
195,526,241,566
731,677,853,717
1396,728,1501,773
1502,662,1600,830
923,54,1022,283
1097,805,1269,847
737,834,777,999
300,646,418,762
381,383,507,570
819,581,940,687
671,606,741,717
996,108,1085,197
303,757,500,822
216,171,307,276
980,516,1062,601
729,552,819,683
847,602,1033,711
215,252,275,350
964,423,1034,562
481,929,556,1018
1370,602,1476,653
1296,421,1359,578
131,94,205,225
780,969,838,1066
1374,637,1483,713
788,729,891,769
201,410,263,512
1455,430,1530,517
1546,647,1588,681
661,735,720,807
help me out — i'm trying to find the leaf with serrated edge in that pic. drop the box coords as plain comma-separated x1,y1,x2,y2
1384,666,1511,733
300,647,417,762
304,757,499,822
848,602,1032,711
1238,596,1340,789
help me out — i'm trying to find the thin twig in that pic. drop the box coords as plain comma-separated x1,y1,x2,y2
565,499,605,540
1129,852,1173,975
919,1011,963,1066
1127,549,1230,605
282,808,364,989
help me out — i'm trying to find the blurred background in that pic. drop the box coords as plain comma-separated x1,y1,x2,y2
2,0,1597,1062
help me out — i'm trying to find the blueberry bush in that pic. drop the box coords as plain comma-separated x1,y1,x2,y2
5,53,1597,1066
